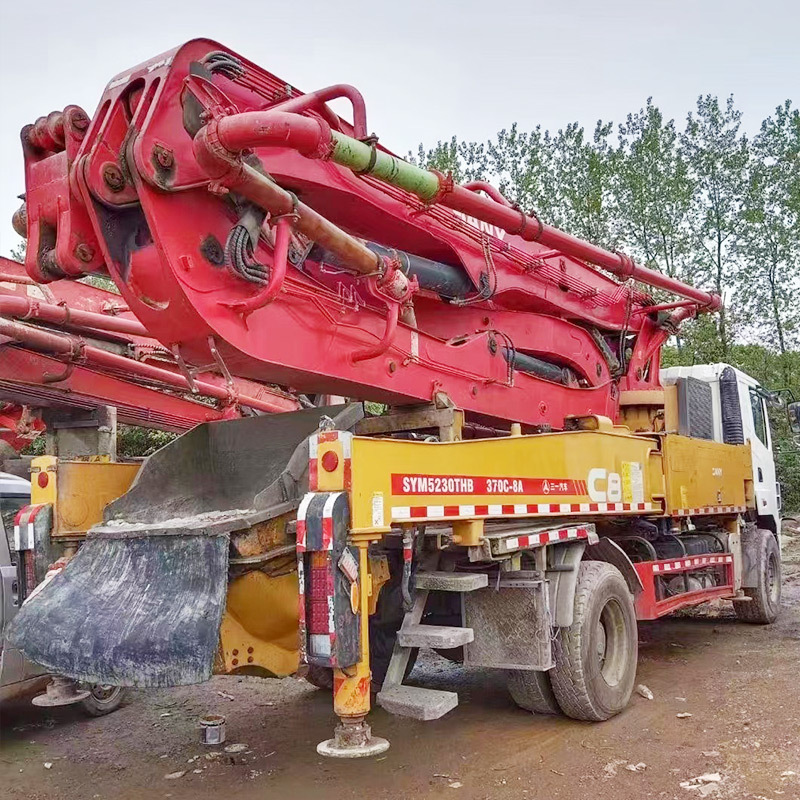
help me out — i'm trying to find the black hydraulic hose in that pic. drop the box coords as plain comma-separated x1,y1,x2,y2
502,348,570,385
364,243,475,300
308,242,475,299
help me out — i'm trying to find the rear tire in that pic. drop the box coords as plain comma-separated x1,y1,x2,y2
734,529,781,624
507,669,560,715
550,561,638,722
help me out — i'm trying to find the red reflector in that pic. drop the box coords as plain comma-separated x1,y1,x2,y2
37,471,49,489
321,450,339,472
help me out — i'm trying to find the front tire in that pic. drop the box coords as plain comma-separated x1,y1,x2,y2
550,562,638,722
734,529,781,624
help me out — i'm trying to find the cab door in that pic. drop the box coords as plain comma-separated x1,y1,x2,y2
742,384,780,530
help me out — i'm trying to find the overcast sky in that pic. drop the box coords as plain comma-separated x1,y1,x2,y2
1,0,797,256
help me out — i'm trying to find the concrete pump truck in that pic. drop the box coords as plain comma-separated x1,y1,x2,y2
6,40,795,758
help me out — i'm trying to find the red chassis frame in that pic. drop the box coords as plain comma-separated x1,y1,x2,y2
634,553,735,620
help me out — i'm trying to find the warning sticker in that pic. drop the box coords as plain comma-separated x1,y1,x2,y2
371,493,385,527
621,462,644,504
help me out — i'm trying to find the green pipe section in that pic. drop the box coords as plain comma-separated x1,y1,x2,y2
330,131,440,202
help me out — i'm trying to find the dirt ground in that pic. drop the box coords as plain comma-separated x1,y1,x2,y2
2,526,799,800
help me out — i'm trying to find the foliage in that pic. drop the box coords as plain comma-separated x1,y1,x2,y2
20,425,176,459
117,425,176,458
416,94,799,509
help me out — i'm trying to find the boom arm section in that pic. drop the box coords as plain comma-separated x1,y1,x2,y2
15,39,719,429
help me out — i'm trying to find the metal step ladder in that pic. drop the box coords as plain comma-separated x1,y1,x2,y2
376,571,488,721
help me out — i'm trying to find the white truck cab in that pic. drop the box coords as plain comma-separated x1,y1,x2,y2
660,364,781,533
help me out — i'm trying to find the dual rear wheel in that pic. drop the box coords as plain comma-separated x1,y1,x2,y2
508,561,638,721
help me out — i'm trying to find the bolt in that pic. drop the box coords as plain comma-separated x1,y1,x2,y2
488,335,497,355
153,145,174,170
388,361,397,373
102,163,125,192
74,243,94,263
232,649,239,656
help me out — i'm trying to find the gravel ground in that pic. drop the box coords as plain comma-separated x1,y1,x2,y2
1,523,799,800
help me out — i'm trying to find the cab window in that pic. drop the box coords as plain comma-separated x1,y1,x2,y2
1,494,28,566
749,388,768,447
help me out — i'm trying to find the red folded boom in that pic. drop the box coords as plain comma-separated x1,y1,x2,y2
15,40,720,429
0,256,299,453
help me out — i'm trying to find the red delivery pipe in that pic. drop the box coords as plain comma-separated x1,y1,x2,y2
0,295,148,337
193,122,385,278
199,108,720,312
462,181,512,207
269,84,368,140
0,317,298,414
440,186,720,311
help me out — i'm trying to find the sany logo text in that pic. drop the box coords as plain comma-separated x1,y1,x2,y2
453,211,507,241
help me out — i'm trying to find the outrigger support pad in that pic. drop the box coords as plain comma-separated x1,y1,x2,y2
316,717,389,759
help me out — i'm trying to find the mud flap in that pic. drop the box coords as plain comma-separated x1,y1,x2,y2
8,531,229,686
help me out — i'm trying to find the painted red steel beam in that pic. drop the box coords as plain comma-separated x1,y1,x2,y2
204,109,721,311
633,557,734,620
0,295,148,338
0,318,298,415
0,349,225,432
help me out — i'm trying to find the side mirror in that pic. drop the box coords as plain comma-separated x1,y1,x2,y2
788,401,800,436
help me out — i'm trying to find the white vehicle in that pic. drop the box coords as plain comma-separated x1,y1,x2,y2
660,364,781,533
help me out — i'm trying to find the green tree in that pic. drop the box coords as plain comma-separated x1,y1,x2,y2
547,120,615,247
737,100,800,387
614,100,694,282
9,240,25,261
412,137,487,183
680,95,750,356
484,124,559,221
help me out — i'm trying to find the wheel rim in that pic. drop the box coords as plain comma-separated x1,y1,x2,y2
595,598,628,687
766,551,780,605
88,684,121,705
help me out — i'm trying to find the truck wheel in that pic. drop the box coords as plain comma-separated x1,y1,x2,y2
79,684,126,717
549,561,637,722
507,669,560,715
734,529,781,624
